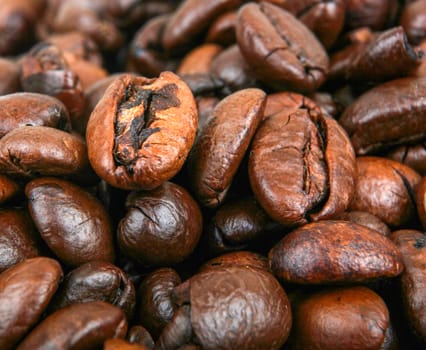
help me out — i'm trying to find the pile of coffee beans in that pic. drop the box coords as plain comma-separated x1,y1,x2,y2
0,0,426,349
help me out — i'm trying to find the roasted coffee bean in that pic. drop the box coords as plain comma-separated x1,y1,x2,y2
387,142,426,176
188,88,266,207
0,257,63,350
137,268,181,339
343,0,399,31
349,156,421,227
269,220,403,284
400,0,426,45
162,0,242,54
180,73,230,97
417,176,426,229
118,181,202,266
264,91,321,119
335,210,391,237
20,42,85,124
87,72,198,191
0,174,21,205
236,2,329,92
26,177,115,266
17,301,127,350
127,15,177,78
127,325,155,349
209,44,259,92
339,77,426,155
65,57,108,91
276,0,346,49
205,11,237,46
157,266,292,350
0,126,90,179
50,1,124,51
0,93,71,138
288,286,391,350
0,208,41,272
249,105,356,227
177,43,222,75
391,230,426,345
330,26,424,84
0,58,21,95
205,197,281,255
49,261,136,320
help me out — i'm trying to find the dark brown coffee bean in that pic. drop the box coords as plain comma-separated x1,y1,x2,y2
177,44,222,75
0,93,71,138
387,142,426,176
330,26,423,84
137,268,181,339
0,126,89,179
127,325,155,349
188,88,266,208
205,11,237,47
236,2,329,92
276,0,346,49
349,156,421,227
339,77,426,155
87,72,198,191
162,0,242,54
0,174,21,205
51,1,124,51
336,211,391,237
127,15,177,78
209,44,259,92
0,58,21,95
26,177,115,267
249,106,356,227
0,0,43,55
49,261,136,320
0,208,41,272
205,197,281,255
391,229,426,344
288,286,390,350
343,0,399,31
17,301,128,350
417,176,426,229
269,220,403,284
264,91,321,119
180,73,230,97
165,266,292,350
118,182,202,266
20,42,85,124
0,257,63,350
400,0,426,45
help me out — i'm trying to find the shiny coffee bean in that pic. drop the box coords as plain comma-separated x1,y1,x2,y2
288,286,391,350
188,88,266,207
157,266,292,350
118,182,202,266
400,0,426,45
0,208,41,272
387,142,426,176
349,156,421,227
17,301,128,350
0,126,90,179
249,104,356,227
0,257,63,350
127,325,155,349
391,229,426,345
236,2,329,92
264,91,321,119
87,72,198,190
137,268,181,339
339,77,426,155
49,261,136,320
0,93,71,138
177,43,222,75
26,177,115,266
20,42,85,124
269,220,403,284
205,11,237,46
335,210,391,237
